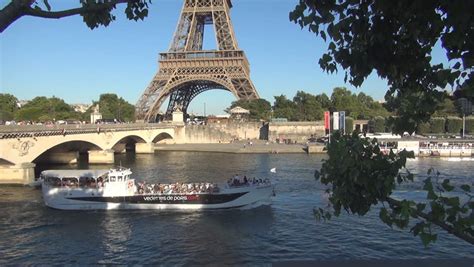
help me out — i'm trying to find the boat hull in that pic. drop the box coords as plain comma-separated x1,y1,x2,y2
42,185,274,210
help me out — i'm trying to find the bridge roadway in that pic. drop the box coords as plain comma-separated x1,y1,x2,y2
0,122,185,184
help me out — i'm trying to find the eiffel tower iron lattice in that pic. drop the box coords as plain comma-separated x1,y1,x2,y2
136,0,259,122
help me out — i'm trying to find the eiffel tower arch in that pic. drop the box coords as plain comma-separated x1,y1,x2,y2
136,0,260,122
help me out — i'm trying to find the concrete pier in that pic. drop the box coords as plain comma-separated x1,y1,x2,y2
0,163,36,185
88,150,114,164
135,143,155,154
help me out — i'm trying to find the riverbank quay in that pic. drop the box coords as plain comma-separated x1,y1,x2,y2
155,141,325,154
155,138,474,157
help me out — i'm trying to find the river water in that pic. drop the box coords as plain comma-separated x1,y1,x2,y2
0,152,473,265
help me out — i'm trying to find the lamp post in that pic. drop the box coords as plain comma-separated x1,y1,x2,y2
457,98,473,138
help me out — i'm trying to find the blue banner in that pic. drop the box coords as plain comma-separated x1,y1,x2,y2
339,111,345,133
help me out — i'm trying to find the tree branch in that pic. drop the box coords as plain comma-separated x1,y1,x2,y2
0,0,129,33
0,0,34,33
23,0,129,19
387,197,474,245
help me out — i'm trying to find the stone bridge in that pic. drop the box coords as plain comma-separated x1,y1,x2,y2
0,123,185,184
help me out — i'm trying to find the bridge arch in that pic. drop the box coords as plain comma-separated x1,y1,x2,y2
32,140,104,163
147,78,235,121
0,158,15,166
110,135,147,153
152,132,174,144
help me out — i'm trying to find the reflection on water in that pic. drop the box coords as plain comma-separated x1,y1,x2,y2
1,152,474,265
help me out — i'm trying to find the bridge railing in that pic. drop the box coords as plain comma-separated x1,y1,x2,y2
0,122,184,139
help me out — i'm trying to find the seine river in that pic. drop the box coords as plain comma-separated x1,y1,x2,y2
0,152,473,265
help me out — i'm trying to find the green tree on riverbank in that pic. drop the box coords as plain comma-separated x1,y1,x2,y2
84,94,135,122
272,87,390,121
14,96,82,122
0,93,19,121
2,93,135,123
227,99,272,121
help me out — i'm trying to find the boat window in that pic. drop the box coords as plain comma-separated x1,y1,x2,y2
62,177,79,187
45,177,61,187
110,176,116,182
117,176,123,181
79,177,97,188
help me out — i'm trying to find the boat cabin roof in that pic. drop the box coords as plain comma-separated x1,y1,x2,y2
40,169,109,179
108,168,132,177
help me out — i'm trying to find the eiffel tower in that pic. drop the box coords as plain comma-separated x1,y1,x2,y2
136,0,259,122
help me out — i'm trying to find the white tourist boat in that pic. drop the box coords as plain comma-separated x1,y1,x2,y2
40,168,274,210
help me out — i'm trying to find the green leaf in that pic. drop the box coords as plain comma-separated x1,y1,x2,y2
320,31,327,42
416,203,426,212
446,197,460,207
419,232,437,247
441,179,454,192
427,189,438,200
460,184,471,192
379,207,392,227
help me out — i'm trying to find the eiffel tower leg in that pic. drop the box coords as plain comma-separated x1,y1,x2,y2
231,78,258,99
136,78,168,122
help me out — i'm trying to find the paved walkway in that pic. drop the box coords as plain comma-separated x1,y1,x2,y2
155,141,323,154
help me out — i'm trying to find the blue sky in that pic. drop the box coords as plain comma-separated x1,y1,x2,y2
0,0,445,115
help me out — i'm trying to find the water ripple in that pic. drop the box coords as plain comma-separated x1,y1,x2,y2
1,153,473,265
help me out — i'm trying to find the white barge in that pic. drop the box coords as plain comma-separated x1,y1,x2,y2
40,168,274,210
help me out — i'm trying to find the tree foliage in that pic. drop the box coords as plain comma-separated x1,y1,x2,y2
466,116,474,134
416,122,430,135
87,93,135,122
273,95,296,120
367,117,386,133
429,117,446,134
0,0,151,33
228,99,272,121
331,87,389,119
290,0,474,134
14,96,82,121
374,116,386,133
0,93,19,121
291,0,474,245
293,91,324,121
2,93,135,123
272,88,389,121
433,97,461,117
446,116,462,134
344,116,354,133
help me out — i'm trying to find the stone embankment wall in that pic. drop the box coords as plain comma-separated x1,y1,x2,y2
184,122,325,143
208,122,264,140
269,122,325,143
184,125,235,143
184,122,266,143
